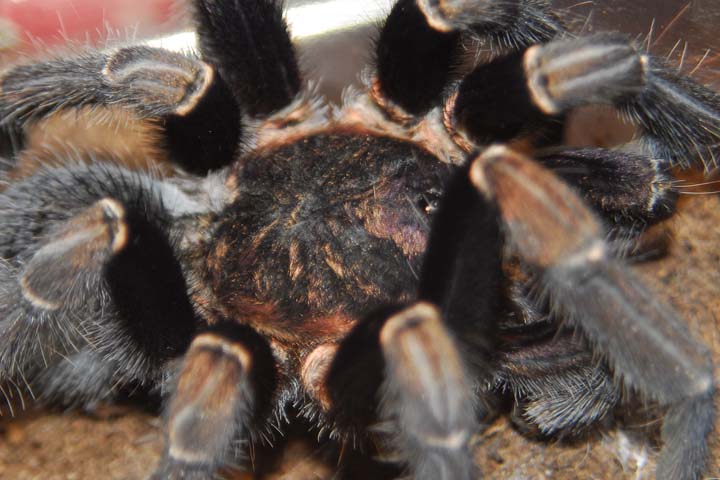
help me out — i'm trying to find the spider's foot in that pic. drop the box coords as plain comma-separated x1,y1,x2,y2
658,390,715,480
496,328,619,436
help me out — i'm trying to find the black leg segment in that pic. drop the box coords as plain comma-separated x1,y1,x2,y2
376,0,460,116
193,0,302,117
494,323,619,437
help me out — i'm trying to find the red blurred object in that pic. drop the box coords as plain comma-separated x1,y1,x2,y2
0,0,177,53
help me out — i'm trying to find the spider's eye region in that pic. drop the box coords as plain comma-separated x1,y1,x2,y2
417,188,442,215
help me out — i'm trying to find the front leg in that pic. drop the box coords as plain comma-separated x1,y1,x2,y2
471,146,715,480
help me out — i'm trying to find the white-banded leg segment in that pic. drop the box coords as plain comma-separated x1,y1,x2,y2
470,146,715,480
380,302,478,480
152,324,277,480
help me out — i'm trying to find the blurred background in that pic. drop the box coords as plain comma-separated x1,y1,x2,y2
0,0,718,100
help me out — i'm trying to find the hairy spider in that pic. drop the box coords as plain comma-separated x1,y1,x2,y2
0,0,716,479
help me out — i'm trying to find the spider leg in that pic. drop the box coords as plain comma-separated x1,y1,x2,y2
0,164,197,395
322,303,478,479
453,34,720,169
30,348,118,408
152,323,277,479
375,0,562,116
418,163,503,337
192,0,302,117
536,148,678,231
494,320,619,437
380,303,478,479
471,146,715,480
0,47,241,174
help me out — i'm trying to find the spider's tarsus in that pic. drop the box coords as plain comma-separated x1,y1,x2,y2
495,327,619,436
658,390,715,480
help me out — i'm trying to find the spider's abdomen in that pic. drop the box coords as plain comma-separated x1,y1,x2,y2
203,132,449,343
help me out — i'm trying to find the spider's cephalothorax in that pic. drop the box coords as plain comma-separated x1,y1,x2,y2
0,1,716,479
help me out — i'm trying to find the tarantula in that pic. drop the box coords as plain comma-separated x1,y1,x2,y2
0,0,716,478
